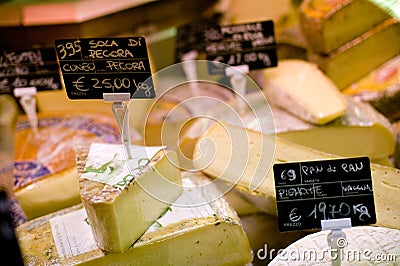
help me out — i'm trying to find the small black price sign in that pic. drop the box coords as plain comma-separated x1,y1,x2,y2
0,47,61,94
273,157,376,232
54,37,154,100
204,20,277,74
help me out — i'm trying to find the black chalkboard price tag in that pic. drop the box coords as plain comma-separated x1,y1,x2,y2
54,37,154,100
273,157,376,232
203,20,277,74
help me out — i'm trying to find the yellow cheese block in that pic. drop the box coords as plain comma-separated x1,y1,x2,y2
309,18,400,89
300,0,390,54
80,144,182,253
272,97,395,160
263,59,347,125
17,172,253,265
193,122,400,230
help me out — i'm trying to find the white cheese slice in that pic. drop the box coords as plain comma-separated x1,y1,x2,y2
17,172,253,265
193,122,400,230
269,226,400,265
263,59,347,125
79,143,182,253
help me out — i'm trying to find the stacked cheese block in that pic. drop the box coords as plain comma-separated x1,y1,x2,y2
300,0,400,90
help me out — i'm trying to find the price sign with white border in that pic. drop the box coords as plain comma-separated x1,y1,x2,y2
273,157,376,232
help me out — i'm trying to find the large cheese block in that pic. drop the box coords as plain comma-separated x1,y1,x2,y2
309,18,400,89
300,0,390,54
263,59,346,125
269,226,400,265
13,112,126,220
272,97,395,160
17,172,253,265
193,122,400,229
343,55,400,122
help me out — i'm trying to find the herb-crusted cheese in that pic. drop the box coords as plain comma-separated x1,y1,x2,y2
79,143,182,253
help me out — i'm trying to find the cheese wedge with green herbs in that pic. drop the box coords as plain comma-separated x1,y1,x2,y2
17,172,253,265
79,143,182,253
193,122,400,230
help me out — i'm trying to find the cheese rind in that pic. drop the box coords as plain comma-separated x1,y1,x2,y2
263,59,346,125
300,0,390,54
17,172,253,265
193,122,400,230
80,145,182,253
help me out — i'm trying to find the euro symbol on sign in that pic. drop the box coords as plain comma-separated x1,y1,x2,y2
72,76,88,91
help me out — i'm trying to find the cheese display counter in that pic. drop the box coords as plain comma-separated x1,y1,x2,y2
1,0,400,265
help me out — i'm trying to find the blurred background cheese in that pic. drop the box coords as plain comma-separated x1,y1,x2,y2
80,144,182,253
17,171,253,265
300,0,391,54
193,122,400,230
263,59,346,125
343,55,400,122
13,112,125,220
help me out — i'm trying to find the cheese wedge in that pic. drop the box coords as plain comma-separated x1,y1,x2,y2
17,172,253,265
269,226,400,265
80,143,182,253
263,59,346,125
193,122,400,230
300,0,390,54
309,18,400,89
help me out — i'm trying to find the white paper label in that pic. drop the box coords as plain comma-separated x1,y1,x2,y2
50,209,97,259
81,143,164,189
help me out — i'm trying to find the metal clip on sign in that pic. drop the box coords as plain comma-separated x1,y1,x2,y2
225,65,249,116
103,93,132,160
321,218,352,266
14,87,38,135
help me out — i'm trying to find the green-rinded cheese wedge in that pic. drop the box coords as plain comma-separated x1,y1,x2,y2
79,143,182,253
309,18,400,89
193,122,400,230
272,97,395,160
17,172,253,265
263,59,346,125
300,0,390,54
